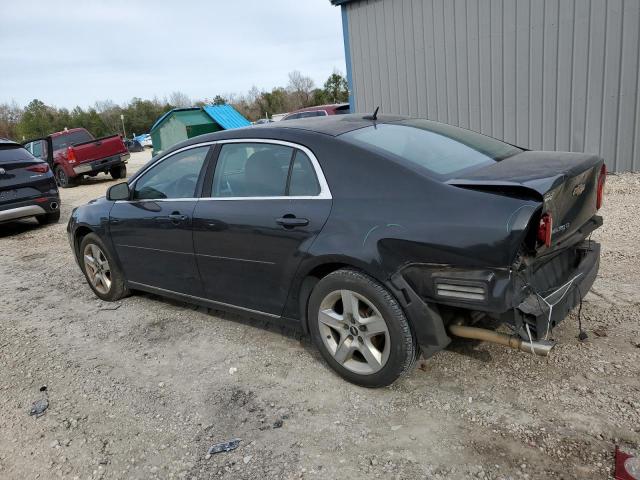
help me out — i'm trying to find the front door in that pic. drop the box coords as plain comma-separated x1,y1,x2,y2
109,145,211,296
192,141,332,316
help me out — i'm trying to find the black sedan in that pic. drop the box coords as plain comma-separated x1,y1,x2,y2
0,139,60,225
68,115,604,387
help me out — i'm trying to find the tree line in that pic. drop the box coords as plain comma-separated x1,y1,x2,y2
0,71,349,141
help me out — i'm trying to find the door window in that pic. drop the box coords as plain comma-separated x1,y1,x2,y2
211,143,294,197
31,140,43,159
133,146,209,200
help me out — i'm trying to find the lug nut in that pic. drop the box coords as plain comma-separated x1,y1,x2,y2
358,336,363,343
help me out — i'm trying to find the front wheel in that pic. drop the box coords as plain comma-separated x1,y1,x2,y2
308,269,418,387
109,164,127,180
79,233,128,301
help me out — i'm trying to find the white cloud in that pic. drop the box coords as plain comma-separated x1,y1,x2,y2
0,0,346,107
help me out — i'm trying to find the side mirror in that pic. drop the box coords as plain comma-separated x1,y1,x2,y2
107,182,131,201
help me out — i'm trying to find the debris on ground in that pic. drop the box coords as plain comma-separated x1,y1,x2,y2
206,438,241,458
593,328,608,337
99,303,121,311
29,392,49,418
273,419,283,429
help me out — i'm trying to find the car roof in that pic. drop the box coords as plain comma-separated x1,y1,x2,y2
253,113,408,137
50,127,87,137
287,103,350,114
0,138,20,147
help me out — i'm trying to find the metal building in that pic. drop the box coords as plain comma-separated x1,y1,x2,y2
332,0,640,172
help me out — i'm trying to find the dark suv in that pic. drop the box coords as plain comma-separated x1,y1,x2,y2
0,139,60,225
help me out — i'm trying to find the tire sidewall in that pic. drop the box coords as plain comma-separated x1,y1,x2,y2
79,233,125,301
308,270,415,387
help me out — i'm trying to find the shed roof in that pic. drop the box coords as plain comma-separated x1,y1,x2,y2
202,105,251,130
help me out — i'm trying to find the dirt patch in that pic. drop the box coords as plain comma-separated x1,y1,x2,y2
0,157,638,479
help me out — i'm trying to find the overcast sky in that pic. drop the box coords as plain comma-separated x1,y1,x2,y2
0,1,346,109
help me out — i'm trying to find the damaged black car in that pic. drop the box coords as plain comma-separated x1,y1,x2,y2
68,114,605,387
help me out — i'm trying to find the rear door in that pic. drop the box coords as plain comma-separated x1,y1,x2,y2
109,144,212,296
0,144,53,207
192,140,332,316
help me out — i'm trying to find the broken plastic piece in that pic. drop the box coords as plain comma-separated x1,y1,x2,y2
207,438,241,456
29,398,49,417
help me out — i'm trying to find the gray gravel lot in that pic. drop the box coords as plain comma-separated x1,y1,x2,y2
0,151,638,479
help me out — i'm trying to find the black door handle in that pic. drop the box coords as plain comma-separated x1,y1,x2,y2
276,216,309,228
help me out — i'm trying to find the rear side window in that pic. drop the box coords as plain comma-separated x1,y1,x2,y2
341,120,523,178
0,145,35,163
133,146,209,200
52,130,93,151
210,143,321,198
289,151,320,196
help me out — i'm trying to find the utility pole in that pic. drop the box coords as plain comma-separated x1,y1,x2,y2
120,114,127,139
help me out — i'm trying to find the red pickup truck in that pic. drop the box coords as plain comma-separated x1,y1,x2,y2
23,128,130,188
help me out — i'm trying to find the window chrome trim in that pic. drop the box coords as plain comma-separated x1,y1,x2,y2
120,138,331,203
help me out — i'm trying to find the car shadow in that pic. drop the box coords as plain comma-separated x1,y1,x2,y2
0,218,44,238
135,291,309,345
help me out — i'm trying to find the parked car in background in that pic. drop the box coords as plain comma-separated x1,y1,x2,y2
134,133,152,148
68,114,604,387
124,139,144,153
24,128,130,188
0,139,60,225
281,103,350,120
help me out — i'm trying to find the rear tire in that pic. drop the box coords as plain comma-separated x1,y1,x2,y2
54,166,77,188
110,164,127,180
79,233,128,301
308,268,418,387
36,210,60,225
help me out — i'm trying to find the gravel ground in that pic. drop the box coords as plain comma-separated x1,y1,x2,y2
0,152,638,480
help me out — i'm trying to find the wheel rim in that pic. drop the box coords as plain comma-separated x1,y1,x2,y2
56,168,66,185
318,289,391,375
83,243,112,295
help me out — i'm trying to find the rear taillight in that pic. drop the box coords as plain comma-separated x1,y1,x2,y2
596,163,606,210
26,163,49,174
67,146,77,164
537,213,553,248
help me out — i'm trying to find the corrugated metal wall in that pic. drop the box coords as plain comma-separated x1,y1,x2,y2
344,0,640,172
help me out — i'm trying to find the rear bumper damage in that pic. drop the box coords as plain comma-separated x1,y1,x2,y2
392,237,601,355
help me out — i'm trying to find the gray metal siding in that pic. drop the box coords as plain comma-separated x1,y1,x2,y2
344,0,640,172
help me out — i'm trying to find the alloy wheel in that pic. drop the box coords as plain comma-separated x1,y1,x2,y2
83,243,112,295
317,289,391,375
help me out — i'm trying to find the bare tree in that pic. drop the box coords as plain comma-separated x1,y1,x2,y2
168,91,191,108
287,71,315,109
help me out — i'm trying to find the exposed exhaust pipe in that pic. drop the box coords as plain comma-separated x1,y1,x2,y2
448,324,555,356
50,202,59,210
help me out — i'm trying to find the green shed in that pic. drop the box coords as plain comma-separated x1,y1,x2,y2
150,105,250,156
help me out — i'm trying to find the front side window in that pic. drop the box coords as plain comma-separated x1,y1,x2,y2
341,120,523,179
211,143,321,198
133,146,209,200
31,140,43,159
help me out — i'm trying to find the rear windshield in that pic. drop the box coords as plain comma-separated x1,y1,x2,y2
52,130,93,151
341,119,523,179
0,145,35,163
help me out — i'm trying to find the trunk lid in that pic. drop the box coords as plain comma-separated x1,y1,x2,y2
448,151,604,248
71,134,128,165
0,144,52,205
